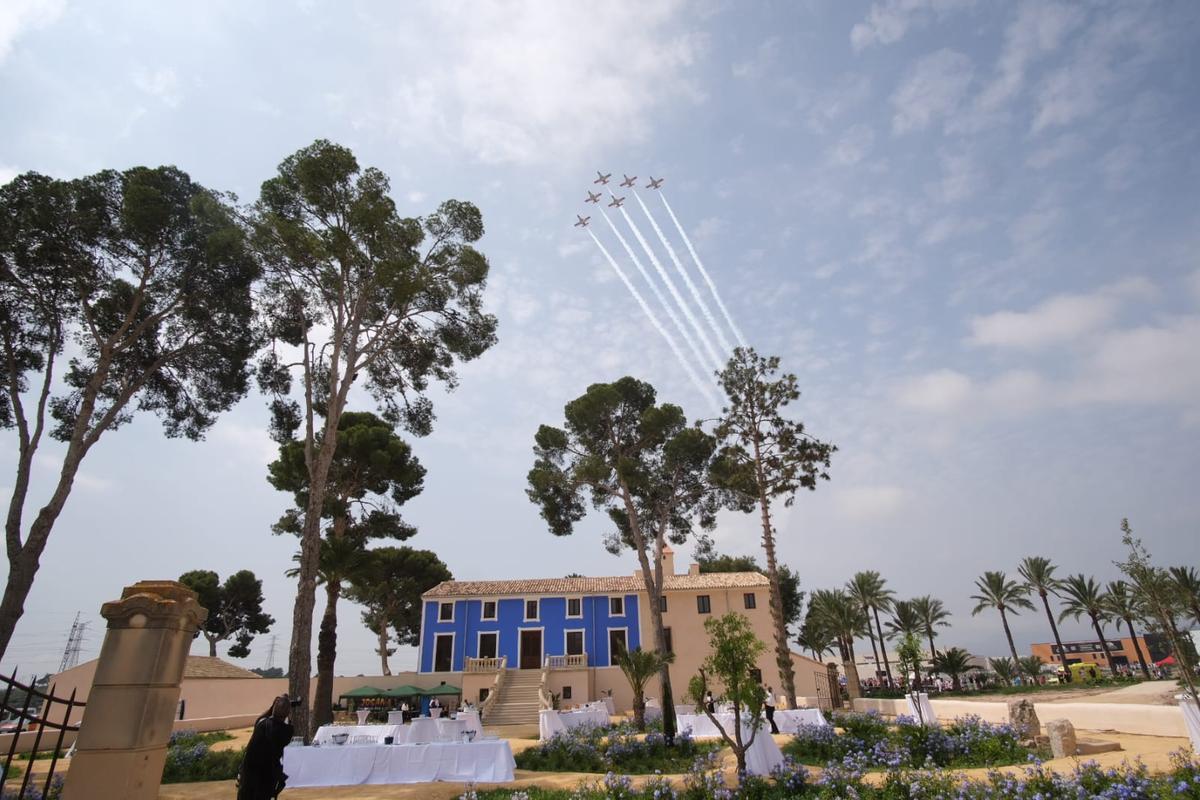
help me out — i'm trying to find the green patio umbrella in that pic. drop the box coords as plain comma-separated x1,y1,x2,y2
383,684,424,698
419,682,461,696
339,685,386,698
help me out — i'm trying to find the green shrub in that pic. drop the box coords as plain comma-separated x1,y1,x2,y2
160,741,243,783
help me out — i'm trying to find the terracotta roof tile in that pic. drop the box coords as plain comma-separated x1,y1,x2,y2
422,572,769,598
183,656,263,679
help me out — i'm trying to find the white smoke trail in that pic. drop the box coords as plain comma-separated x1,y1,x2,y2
634,191,733,355
618,206,724,374
659,193,747,349
599,208,715,389
588,229,718,407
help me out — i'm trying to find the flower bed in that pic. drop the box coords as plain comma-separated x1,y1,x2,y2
160,729,242,784
783,710,1035,769
514,725,715,775
464,750,1200,799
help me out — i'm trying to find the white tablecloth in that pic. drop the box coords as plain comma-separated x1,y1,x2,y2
773,708,829,734
313,724,404,746
408,717,440,744
1176,694,1200,752
283,741,516,787
437,718,468,741
387,711,405,725
561,707,609,729
538,709,566,740
676,713,784,776
457,710,483,738
905,692,938,726
356,709,370,725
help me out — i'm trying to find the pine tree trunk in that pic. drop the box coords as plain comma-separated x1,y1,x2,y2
1039,590,1067,668
872,606,893,684
312,581,341,730
378,619,392,676
754,486,797,709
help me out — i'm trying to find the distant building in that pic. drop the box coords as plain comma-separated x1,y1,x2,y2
1029,635,1160,669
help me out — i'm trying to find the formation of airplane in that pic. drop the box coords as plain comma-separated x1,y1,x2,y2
576,172,660,227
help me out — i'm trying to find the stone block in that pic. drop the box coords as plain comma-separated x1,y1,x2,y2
1007,698,1040,740
1076,738,1122,755
1046,718,1077,758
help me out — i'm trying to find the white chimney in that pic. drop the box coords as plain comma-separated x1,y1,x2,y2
662,545,676,576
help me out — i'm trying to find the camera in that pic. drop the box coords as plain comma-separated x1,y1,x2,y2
289,698,302,708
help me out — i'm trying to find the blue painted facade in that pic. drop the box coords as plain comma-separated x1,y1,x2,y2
419,594,641,672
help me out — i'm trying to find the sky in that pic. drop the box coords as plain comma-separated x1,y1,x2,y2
1,0,1198,679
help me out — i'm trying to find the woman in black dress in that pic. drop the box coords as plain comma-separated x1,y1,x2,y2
238,695,295,800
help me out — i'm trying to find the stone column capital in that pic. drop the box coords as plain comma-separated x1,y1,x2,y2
100,581,208,633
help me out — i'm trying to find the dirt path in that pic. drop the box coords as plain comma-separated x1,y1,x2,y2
951,679,1179,706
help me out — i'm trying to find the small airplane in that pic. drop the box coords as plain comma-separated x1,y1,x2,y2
645,176,664,190
585,190,601,204
620,174,638,188
594,171,611,185
574,215,590,228
608,195,625,208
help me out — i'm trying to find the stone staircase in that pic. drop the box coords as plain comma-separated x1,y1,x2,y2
483,669,542,726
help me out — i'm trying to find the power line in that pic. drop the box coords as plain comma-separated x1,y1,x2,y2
263,634,277,671
57,612,89,673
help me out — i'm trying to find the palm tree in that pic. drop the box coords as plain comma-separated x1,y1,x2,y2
911,595,951,658
989,656,1017,686
614,646,675,731
287,536,368,729
1018,655,1045,682
930,647,979,691
845,571,895,685
1103,580,1150,679
884,599,923,641
1058,574,1118,677
809,589,870,699
970,571,1035,668
1169,566,1200,626
1018,556,1067,669
796,615,836,662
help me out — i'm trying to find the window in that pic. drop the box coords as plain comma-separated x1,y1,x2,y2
434,634,454,672
609,629,628,660
697,595,711,614
562,686,573,700
525,599,539,621
566,630,584,657
478,632,498,660
664,627,673,654
659,595,668,612
482,600,497,621
743,593,757,610
609,596,624,616
479,688,490,703
439,602,454,622
567,598,582,618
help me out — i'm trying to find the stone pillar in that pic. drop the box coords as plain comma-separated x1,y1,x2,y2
62,581,207,800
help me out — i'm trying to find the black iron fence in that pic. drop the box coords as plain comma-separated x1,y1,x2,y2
0,669,84,799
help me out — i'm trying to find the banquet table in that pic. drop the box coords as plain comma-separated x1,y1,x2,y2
1176,695,1200,752
675,713,784,776
282,740,516,787
538,709,566,740
313,724,404,746
355,709,371,725
456,709,483,738
773,708,830,734
407,717,441,744
436,718,468,741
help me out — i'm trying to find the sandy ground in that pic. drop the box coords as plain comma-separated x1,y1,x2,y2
156,730,1196,799
953,679,1180,706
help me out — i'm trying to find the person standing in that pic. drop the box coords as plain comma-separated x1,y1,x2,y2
238,695,294,800
763,685,779,735
429,695,442,717
704,690,715,714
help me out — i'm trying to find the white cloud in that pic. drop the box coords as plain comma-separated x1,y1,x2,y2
133,67,181,108
827,124,874,166
1025,133,1086,169
731,36,779,79
850,0,973,52
0,0,62,63
374,2,705,165
1069,316,1200,408
890,49,973,134
971,2,1084,118
967,278,1155,349
896,369,972,412
803,73,871,134
0,165,19,185
833,485,906,521
930,152,982,203
920,214,984,245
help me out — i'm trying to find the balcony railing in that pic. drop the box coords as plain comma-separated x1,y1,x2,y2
465,656,506,673
544,654,588,669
